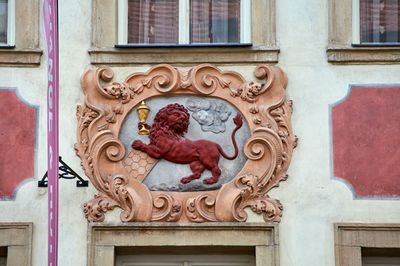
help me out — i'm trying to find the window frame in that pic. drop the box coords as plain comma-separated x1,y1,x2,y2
0,0,42,67
0,0,15,47
352,0,361,45
334,223,400,266
90,0,278,65
116,253,256,266
88,223,278,266
328,0,400,64
0,223,32,266
117,0,251,46
352,0,400,46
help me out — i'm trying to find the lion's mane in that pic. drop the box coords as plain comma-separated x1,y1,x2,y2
149,103,190,143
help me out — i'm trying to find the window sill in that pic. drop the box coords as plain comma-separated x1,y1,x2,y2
327,46,400,64
114,43,253,48
0,48,42,67
89,46,279,65
0,45,16,49
352,43,400,47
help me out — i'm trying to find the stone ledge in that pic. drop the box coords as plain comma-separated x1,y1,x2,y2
327,46,400,64
89,46,280,65
0,49,42,67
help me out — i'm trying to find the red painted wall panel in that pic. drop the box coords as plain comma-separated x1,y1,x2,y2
0,90,36,199
332,86,400,198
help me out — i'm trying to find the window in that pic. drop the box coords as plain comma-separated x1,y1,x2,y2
117,0,251,46
88,223,278,266
90,0,278,65
0,223,32,266
0,247,6,266
362,248,400,266
0,0,15,46
335,224,400,266
0,0,41,66
328,0,400,63
115,249,255,266
353,0,400,45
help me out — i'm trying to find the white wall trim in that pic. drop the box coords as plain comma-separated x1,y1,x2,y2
6,0,15,46
352,0,360,44
240,0,251,43
117,0,128,45
178,0,189,44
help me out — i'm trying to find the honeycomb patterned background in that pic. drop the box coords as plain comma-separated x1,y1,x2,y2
123,150,158,182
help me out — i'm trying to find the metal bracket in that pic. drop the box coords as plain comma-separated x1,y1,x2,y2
38,156,89,187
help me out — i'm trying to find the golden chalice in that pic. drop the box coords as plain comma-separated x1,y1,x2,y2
137,101,150,135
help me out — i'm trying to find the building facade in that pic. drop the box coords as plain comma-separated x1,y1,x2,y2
0,0,400,265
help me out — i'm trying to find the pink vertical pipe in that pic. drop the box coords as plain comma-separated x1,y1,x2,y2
43,0,59,265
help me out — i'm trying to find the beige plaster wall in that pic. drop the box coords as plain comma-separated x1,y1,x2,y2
0,0,399,266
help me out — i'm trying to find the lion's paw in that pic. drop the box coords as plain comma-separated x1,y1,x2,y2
203,177,218,185
180,177,192,184
132,140,144,150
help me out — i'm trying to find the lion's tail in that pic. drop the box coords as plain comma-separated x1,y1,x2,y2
218,112,243,160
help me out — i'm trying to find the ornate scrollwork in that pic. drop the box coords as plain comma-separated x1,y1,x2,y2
75,105,99,178
151,194,182,222
254,64,275,90
76,63,296,223
126,64,180,94
230,81,266,103
186,194,217,222
103,139,125,162
83,193,119,223
95,68,132,102
232,174,283,222
103,82,134,103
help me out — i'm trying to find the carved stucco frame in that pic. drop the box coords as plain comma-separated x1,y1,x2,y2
76,64,296,223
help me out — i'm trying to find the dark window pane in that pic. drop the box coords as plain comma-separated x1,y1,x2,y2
360,0,400,43
190,0,240,44
128,0,178,44
0,0,8,44
362,248,400,266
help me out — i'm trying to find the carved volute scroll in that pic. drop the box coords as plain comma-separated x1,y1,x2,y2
75,64,297,223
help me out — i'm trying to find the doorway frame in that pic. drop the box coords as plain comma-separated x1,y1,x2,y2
88,223,279,266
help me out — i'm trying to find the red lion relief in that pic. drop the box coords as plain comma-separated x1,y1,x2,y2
132,103,243,185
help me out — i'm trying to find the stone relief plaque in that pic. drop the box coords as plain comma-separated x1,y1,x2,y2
75,64,297,223
119,96,250,192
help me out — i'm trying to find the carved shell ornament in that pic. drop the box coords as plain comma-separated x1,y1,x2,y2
75,64,297,223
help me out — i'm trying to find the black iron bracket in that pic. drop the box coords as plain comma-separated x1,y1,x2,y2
38,156,89,187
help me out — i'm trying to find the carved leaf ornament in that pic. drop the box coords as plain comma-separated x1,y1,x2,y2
75,64,297,223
